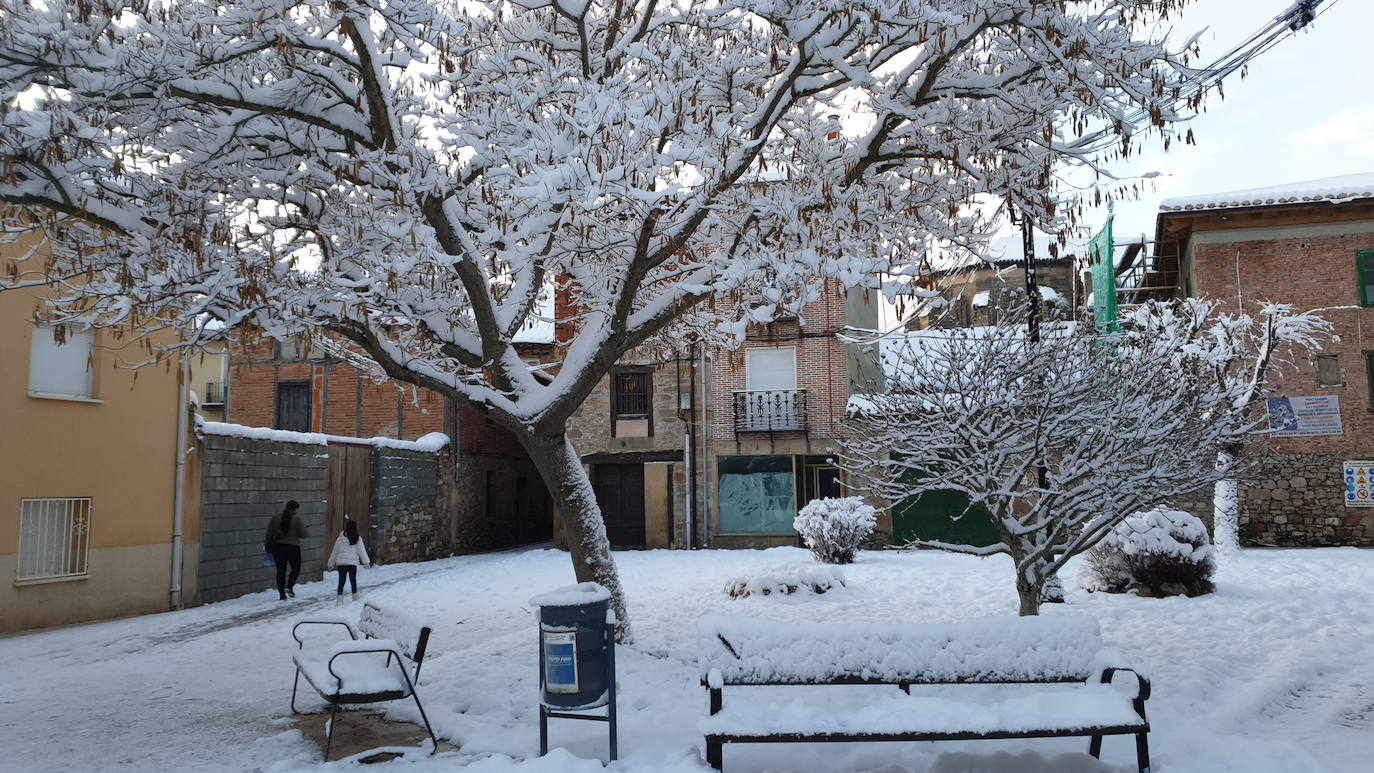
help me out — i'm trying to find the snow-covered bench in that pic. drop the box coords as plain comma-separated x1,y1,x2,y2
699,614,1151,772
290,602,439,760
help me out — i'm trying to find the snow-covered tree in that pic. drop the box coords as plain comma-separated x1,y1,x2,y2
0,0,1202,637
841,305,1253,615
1118,299,1332,553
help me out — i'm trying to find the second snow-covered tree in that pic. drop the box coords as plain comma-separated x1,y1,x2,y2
841,304,1261,615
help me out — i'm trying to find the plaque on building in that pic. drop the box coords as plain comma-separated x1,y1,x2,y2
1266,395,1343,437
1344,461,1374,508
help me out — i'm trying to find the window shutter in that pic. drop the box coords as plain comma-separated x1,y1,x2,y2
28,324,94,397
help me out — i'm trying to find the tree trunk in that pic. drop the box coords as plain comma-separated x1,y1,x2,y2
527,432,632,642
1014,565,1042,616
1213,448,1239,554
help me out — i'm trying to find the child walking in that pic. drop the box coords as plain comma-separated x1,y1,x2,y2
326,519,371,596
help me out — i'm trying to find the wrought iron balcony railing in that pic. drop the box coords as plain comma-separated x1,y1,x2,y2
732,389,807,435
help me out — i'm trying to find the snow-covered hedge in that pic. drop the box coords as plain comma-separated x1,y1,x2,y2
794,497,876,564
1078,508,1216,598
724,565,846,598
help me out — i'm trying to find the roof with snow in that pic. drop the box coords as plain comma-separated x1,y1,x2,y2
1158,172,1374,213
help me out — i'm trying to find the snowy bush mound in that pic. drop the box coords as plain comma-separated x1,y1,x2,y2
724,564,846,598
794,497,877,564
1078,508,1216,598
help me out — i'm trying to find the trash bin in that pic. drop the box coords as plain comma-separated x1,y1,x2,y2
530,582,617,759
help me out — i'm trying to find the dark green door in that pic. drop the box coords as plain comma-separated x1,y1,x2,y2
891,476,999,547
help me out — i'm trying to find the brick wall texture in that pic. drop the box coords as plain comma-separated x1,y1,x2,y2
1187,216,1374,545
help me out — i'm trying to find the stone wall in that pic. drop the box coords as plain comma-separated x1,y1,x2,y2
196,434,328,603
372,448,446,563
1238,453,1374,546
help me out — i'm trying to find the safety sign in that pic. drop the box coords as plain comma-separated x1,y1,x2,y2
1343,461,1374,508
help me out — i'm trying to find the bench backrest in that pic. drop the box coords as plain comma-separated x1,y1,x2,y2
359,602,431,667
700,613,1105,685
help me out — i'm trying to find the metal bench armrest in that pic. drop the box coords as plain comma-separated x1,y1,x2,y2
326,646,416,697
292,619,357,649
1098,667,1151,702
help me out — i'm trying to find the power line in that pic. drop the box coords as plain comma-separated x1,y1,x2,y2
1069,0,1334,151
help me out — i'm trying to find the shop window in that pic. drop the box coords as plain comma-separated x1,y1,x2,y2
717,455,795,534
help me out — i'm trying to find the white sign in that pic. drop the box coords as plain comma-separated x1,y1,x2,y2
542,628,580,693
1344,461,1374,508
1267,395,1343,437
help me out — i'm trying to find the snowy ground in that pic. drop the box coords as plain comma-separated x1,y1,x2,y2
2,545,1371,773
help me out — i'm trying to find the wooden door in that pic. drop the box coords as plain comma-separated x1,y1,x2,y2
327,443,373,553
593,464,646,548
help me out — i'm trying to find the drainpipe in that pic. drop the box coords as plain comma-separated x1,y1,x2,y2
169,355,189,609
700,346,711,549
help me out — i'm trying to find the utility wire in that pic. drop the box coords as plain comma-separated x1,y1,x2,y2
1069,0,1334,151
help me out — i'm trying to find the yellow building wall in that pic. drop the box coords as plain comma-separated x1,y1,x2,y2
0,240,198,632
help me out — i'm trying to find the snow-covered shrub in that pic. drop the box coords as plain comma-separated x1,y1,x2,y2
1078,508,1216,597
724,564,846,598
793,497,876,564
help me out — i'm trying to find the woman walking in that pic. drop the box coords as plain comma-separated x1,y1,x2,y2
326,519,370,596
263,500,307,600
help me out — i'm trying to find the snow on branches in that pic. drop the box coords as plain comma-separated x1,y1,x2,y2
2,0,1205,634
841,305,1251,615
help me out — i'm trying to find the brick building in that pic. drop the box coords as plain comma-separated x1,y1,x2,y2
706,284,885,548
1156,172,1374,546
226,332,555,555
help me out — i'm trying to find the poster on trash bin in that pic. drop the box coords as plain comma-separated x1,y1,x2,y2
1266,395,1342,437
542,628,580,693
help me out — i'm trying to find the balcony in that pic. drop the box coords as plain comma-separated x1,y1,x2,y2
733,389,808,435
203,381,227,407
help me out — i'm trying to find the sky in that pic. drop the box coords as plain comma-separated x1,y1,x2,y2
1076,0,1371,241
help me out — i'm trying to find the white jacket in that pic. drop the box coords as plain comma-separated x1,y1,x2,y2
326,532,370,570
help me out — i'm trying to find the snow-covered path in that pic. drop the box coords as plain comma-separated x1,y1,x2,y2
2,546,1370,773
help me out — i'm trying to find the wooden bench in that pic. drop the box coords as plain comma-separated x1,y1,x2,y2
699,614,1151,772
290,602,439,761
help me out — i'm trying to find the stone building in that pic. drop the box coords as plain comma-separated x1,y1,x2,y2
907,236,1087,331
1157,171,1374,546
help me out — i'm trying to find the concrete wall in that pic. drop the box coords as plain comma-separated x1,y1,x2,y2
1186,215,1374,545
196,434,328,603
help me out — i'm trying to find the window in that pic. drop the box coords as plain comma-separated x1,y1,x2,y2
612,371,650,418
1360,250,1374,306
1316,354,1342,387
717,455,796,534
29,323,94,399
17,498,91,582
1367,353,1374,408
275,381,312,432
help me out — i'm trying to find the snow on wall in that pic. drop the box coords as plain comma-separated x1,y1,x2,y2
199,420,449,452
699,614,1107,683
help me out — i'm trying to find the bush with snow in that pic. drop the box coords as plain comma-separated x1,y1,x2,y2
724,564,846,598
794,497,877,565
1078,508,1216,598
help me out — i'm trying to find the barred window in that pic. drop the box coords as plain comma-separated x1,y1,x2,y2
612,372,650,418
17,498,91,582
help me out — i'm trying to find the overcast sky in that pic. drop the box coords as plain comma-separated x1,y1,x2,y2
1077,0,1370,241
